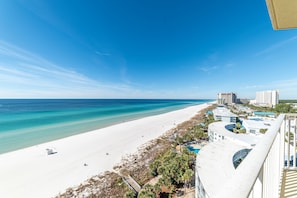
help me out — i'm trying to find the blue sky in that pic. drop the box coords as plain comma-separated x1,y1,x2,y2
0,0,297,99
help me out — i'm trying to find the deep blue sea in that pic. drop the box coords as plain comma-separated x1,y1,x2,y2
0,99,211,154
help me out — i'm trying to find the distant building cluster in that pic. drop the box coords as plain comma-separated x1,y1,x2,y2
255,90,279,107
217,90,279,108
217,92,237,105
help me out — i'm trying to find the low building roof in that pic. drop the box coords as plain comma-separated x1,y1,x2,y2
213,108,238,118
243,119,274,130
196,140,247,197
209,122,262,146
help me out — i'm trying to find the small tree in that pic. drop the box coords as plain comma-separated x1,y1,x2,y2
236,122,241,129
194,128,205,140
260,128,268,134
233,128,238,133
233,122,242,133
275,103,294,113
176,136,183,151
239,128,246,133
138,184,156,198
154,182,162,196
183,133,194,142
182,169,194,188
125,190,136,198
138,190,156,198
149,160,161,176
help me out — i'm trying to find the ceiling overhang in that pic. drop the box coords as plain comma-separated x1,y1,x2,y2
266,0,297,30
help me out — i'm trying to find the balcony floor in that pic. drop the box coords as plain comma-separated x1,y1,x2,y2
281,169,297,198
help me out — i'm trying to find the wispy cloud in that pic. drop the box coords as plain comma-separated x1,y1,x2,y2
0,40,204,99
198,52,223,73
255,35,297,56
95,51,111,56
243,78,297,99
199,66,218,72
244,84,265,89
244,79,297,90
224,63,236,68
207,53,218,61
274,79,297,87
0,40,138,98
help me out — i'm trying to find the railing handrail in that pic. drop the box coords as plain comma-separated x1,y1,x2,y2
215,114,285,198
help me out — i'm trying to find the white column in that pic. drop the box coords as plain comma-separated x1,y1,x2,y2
253,168,263,198
293,118,297,168
288,119,291,168
283,118,287,169
280,118,285,169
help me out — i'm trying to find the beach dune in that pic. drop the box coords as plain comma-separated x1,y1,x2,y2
0,103,210,198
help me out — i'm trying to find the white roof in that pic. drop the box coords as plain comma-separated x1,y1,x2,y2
213,108,237,118
243,119,274,130
209,122,262,146
196,140,247,197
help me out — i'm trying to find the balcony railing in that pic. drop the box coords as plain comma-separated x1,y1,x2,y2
196,113,297,198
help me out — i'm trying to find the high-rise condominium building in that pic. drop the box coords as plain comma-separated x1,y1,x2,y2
217,93,237,105
255,90,279,107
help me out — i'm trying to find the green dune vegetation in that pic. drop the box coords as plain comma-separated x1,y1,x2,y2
138,148,194,197
245,103,296,114
124,106,216,198
58,104,216,198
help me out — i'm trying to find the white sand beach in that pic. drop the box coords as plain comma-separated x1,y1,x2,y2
0,103,210,198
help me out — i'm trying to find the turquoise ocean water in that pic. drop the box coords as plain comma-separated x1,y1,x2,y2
0,99,211,154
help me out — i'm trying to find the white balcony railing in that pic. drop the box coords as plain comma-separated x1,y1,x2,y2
196,114,297,198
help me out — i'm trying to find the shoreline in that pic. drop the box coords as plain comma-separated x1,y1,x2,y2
0,102,211,198
0,100,212,154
